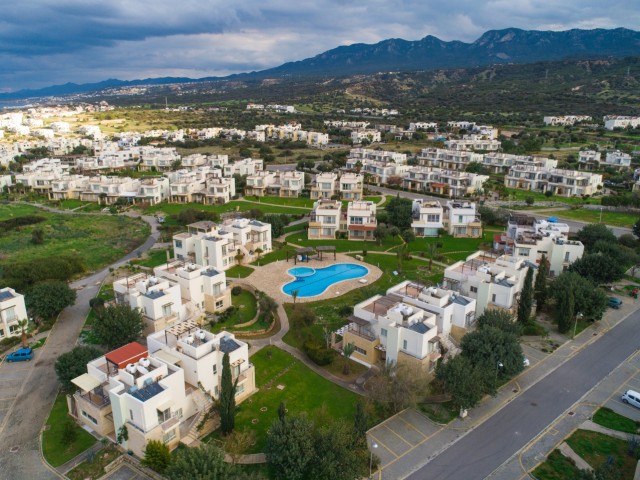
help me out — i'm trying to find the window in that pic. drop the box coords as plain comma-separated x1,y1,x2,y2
350,217,363,225
492,294,497,303
232,365,240,378
157,408,171,424
354,346,367,355
235,384,245,397
381,328,388,337
4,307,15,322
173,408,183,419
9,324,19,334
403,340,408,350
130,409,134,421
470,286,478,293
213,283,223,295
214,386,219,397
174,240,183,249
81,410,98,425
518,248,530,256
0,329,4,338
564,252,570,261
427,214,440,222
162,304,172,317
215,300,224,309
162,429,176,443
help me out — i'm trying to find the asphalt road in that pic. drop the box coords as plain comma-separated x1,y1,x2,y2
369,186,632,237
406,308,640,480
0,212,160,478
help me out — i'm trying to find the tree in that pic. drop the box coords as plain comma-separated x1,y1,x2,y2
401,229,416,245
220,352,237,435
367,362,429,415
142,439,171,473
291,289,299,306
278,401,287,423
534,254,549,310
634,218,640,239
17,319,28,348
166,443,233,480
25,280,76,323
62,419,78,445
353,402,368,444
255,247,263,261
31,227,44,245
264,214,286,238
552,272,608,329
55,346,102,392
234,249,245,266
554,274,575,333
258,293,278,320
476,309,520,336
461,326,524,379
309,421,362,480
266,415,315,480
374,224,389,246
386,195,413,230
517,267,534,325
224,429,256,465
436,355,491,409
92,304,144,350
570,253,626,284
577,224,616,251
426,242,439,271
342,342,356,375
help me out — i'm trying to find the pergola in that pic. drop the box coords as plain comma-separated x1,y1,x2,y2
294,247,316,265
316,245,336,261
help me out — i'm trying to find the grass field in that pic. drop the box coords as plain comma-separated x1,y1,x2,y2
566,429,636,478
226,265,255,278
407,231,494,264
210,289,257,333
0,204,150,272
547,208,638,228
208,346,363,453
284,230,403,253
42,393,97,467
131,248,172,268
243,195,314,209
532,449,582,480
592,407,640,434
144,201,306,216
504,188,601,206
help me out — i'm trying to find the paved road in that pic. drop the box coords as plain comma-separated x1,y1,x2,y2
369,186,632,237
0,210,160,479
406,308,640,480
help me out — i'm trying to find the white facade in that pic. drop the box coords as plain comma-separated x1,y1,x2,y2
505,166,603,197
444,201,482,238
346,201,377,241
0,288,27,339
309,199,342,240
411,199,444,237
339,172,364,201
223,158,263,177
543,115,592,126
604,116,640,130
351,130,382,144
310,172,338,199
444,135,501,151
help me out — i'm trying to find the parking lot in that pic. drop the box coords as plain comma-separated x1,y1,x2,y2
603,361,640,422
0,350,39,433
102,464,153,480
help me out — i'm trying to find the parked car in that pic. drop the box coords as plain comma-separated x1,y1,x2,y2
608,297,623,309
5,347,33,362
622,390,640,409
523,357,530,368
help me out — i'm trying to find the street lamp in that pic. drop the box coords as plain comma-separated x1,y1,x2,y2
572,312,583,339
495,361,503,384
370,442,378,479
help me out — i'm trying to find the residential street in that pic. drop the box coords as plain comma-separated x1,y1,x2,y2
405,307,640,480
0,211,160,479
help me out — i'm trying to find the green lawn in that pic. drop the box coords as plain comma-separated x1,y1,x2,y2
407,231,494,264
0,204,150,272
226,265,255,278
251,243,296,266
144,201,307,216
284,230,403,253
592,407,640,434
242,195,314,209
210,346,363,453
283,220,309,234
364,195,383,204
418,402,459,425
67,446,120,480
209,289,257,333
53,199,103,212
546,208,638,228
504,188,601,206
566,429,637,478
283,252,444,349
131,248,173,268
532,449,582,480
42,392,97,467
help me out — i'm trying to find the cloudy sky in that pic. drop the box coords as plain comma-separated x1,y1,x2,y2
1,0,638,92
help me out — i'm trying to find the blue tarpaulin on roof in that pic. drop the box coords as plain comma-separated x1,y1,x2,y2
547,217,558,222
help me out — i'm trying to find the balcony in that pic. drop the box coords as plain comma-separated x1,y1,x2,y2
77,390,110,409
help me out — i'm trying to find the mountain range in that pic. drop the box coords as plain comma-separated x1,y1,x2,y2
1,27,639,101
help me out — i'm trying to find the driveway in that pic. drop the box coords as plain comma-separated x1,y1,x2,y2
0,210,160,479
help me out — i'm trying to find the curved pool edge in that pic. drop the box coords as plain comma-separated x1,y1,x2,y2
281,263,370,299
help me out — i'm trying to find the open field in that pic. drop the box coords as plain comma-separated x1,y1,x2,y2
547,208,638,228
144,200,306,216
284,230,403,253
0,204,150,272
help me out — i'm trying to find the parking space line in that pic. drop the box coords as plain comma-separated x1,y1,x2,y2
369,433,399,460
396,414,428,438
378,424,413,449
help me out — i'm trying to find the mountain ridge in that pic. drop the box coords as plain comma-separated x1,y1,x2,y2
2,27,639,101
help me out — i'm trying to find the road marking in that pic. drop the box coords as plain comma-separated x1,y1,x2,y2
369,433,399,461
377,424,413,449
396,414,428,438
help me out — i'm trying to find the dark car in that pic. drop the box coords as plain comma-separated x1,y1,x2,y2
6,347,33,362
608,297,623,309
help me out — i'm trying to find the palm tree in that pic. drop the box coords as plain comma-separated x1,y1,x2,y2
291,289,299,306
234,249,245,266
17,319,28,348
255,247,263,261
342,343,356,375
426,242,439,271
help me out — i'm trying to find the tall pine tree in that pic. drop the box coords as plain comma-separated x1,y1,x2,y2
219,352,236,435
534,254,549,310
517,267,534,325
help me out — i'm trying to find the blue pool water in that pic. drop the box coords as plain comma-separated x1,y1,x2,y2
283,263,369,298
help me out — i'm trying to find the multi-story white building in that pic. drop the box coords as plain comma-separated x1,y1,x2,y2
504,166,602,197
604,116,640,131
482,153,557,175
135,177,170,205
543,115,592,126
444,201,483,238
310,172,338,200
80,176,141,205
244,171,276,197
68,328,255,457
223,158,263,177
577,150,602,170
346,201,377,241
138,147,181,172
49,174,91,201
0,174,12,190
605,150,632,168
266,171,305,198
15,158,69,195
411,200,444,237
0,288,27,340
409,122,438,131
308,199,342,240
339,173,364,201
443,252,530,316
351,130,382,144
347,148,407,165
113,273,185,334
504,165,548,192
167,169,210,204
173,219,272,271
192,176,236,204
417,148,484,171
444,135,501,151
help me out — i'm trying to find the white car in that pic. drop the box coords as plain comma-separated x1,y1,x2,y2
523,357,530,368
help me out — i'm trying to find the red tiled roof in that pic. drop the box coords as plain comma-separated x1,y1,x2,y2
105,342,148,369
348,224,376,231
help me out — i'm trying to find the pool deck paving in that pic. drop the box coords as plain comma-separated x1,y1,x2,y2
246,253,382,305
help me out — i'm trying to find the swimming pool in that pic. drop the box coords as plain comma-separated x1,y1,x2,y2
282,263,369,298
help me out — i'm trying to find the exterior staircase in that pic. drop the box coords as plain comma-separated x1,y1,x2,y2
181,389,218,447
440,334,461,358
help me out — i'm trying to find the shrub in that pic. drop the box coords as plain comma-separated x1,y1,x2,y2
303,340,334,366
231,286,242,296
89,297,105,310
0,336,21,349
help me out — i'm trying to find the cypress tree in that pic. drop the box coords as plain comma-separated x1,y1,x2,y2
517,267,534,325
219,352,236,435
534,254,549,310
